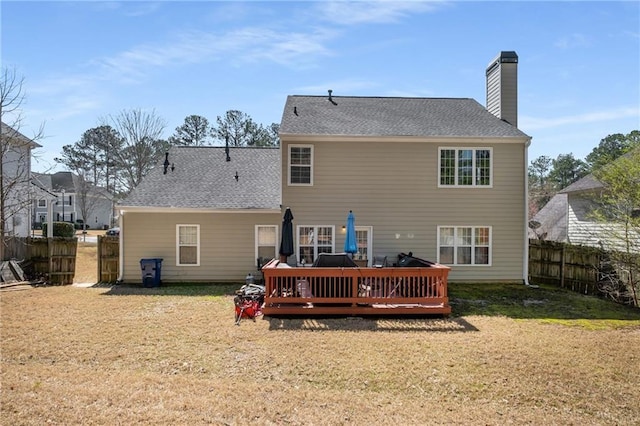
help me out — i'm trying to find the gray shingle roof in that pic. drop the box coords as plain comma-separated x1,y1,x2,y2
119,146,281,210
559,174,602,194
279,96,530,139
528,193,568,242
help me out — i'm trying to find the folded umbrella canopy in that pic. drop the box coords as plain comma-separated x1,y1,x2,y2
344,210,358,255
279,207,294,263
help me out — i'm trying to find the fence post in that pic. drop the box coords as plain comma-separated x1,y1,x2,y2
560,244,565,288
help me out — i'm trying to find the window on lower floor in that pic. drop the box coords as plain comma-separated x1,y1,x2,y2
177,224,200,266
298,225,334,264
438,226,491,265
256,225,277,265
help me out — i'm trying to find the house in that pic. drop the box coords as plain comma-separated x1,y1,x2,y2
1,122,41,240
32,171,114,230
117,51,531,283
529,150,640,251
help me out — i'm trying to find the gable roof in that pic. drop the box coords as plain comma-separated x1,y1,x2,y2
528,193,568,242
1,121,42,148
559,174,602,194
560,148,640,194
279,96,530,139
119,146,280,210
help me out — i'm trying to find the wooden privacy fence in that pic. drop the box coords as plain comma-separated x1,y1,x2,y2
528,239,602,295
3,237,77,285
97,235,119,283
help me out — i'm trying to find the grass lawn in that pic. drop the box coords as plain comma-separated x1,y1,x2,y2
2,279,639,425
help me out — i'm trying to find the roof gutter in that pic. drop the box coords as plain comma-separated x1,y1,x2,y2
117,212,124,283
523,137,538,288
116,206,281,214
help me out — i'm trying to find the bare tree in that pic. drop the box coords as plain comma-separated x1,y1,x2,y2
103,109,167,194
1,67,44,260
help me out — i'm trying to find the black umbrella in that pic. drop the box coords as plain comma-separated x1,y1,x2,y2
279,207,294,263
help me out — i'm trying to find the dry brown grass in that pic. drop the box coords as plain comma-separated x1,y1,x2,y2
2,282,639,425
74,240,98,284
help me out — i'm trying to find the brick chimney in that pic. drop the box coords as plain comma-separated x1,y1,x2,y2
486,51,518,127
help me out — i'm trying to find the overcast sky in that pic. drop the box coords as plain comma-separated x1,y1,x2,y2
2,1,639,173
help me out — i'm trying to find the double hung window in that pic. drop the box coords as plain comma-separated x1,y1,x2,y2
289,145,313,185
256,225,277,262
177,224,200,266
438,226,491,265
439,148,492,187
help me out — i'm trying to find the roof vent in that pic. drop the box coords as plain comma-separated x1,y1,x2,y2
163,152,170,174
327,89,337,105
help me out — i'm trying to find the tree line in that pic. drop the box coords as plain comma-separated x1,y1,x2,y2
528,130,640,216
55,110,280,197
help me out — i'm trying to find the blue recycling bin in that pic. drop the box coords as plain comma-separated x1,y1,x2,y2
140,258,163,288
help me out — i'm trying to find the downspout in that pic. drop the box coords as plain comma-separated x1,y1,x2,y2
116,208,124,283
523,137,537,287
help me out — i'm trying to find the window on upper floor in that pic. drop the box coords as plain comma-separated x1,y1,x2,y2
176,224,200,266
298,225,333,264
38,199,46,208
438,226,491,266
289,145,313,185
439,148,492,187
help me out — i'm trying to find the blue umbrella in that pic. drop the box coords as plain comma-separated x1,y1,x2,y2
279,207,294,263
344,210,358,255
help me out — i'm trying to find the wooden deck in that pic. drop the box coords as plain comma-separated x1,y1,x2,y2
261,259,451,316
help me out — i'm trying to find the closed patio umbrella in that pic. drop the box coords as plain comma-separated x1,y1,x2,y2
279,207,294,263
344,210,357,256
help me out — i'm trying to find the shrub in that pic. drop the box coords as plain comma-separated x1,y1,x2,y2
42,222,76,237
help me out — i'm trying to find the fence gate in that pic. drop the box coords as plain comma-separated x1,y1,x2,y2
97,235,119,283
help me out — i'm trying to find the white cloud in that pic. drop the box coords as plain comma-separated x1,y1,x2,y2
93,26,337,82
315,0,447,25
520,107,640,131
554,33,591,49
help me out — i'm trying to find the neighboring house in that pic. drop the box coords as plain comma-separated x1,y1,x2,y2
530,151,640,251
32,171,114,229
117,51,532,283
1,122,41,239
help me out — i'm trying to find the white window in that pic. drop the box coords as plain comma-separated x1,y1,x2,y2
439,148,492,187
176,224,200,266
256,225,277,265
38,199,47,208
298,225,334,264
438,226,491,265
289,145,313,185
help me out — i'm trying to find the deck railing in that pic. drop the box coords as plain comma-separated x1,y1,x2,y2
261,259,451,316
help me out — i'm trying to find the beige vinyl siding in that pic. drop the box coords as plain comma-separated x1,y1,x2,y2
121,211,279,283
486,61,517,127
282,138,527,282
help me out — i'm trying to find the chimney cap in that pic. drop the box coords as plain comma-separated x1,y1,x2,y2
498,51,518,63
